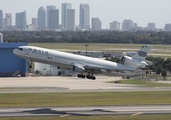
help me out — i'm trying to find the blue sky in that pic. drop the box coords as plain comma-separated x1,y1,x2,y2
1,0,171,28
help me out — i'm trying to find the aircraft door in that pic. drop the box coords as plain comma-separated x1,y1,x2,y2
24,49,29,57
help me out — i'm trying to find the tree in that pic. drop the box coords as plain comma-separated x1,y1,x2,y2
162,69,167,80
156,65,163,75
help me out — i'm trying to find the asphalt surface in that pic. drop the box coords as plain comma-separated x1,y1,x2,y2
0,105,171,117
0,76,171,118
0,76,171,93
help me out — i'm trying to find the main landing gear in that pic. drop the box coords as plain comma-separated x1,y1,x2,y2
77,74,96,80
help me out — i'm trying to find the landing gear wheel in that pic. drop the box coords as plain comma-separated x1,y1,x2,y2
77,74,85,79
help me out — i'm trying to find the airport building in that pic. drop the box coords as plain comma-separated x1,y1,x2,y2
0,33,28,77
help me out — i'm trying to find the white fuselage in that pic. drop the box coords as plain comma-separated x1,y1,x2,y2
13,46,143,77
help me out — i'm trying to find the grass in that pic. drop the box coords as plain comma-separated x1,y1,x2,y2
28,43,171,51
112,79,171,87
118,79,171,87
0,92,171,108
1,115,171,120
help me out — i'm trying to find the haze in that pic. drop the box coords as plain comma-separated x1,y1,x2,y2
1,0,171,29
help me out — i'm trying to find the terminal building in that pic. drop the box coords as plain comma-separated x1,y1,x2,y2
0,33,28,77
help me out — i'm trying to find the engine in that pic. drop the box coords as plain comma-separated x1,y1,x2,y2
72,65,85,73
121,56,148,69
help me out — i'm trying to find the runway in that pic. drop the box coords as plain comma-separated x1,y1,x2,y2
1,76,171,93
0,105,171,117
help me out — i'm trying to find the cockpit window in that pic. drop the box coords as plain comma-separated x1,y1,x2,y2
18,48,23,51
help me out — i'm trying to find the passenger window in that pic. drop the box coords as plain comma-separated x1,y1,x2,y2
33,49,37,52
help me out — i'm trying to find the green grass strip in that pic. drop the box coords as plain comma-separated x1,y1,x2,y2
1,115,171,120
119,79,171,87
0,92,171,108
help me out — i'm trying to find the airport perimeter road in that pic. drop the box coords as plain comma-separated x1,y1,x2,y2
1,76,171,93
0,105,171,117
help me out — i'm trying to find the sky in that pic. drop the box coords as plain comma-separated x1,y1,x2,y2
0,0,171,29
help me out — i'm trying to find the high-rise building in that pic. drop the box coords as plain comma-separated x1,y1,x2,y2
4,13,12,29
32,18,37,26
0,10,3,29
122,19,133,31
148,23,155,30
32,18,38,30
62,3,72,30
47,5,56,28
165,24,171,31
38,6,46,30
15,11,27,30
79,4,90,30
67,9,75,31
49,9,59,30
92,18,101,31
110,21,120,31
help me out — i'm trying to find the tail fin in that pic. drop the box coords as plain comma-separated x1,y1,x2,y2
132,45,152,61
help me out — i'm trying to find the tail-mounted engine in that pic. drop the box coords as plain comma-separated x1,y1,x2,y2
121,56,148,69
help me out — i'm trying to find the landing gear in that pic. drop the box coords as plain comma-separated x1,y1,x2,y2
86,75,96,80
29,61,33,68
77,74,96,80
77,74,85,78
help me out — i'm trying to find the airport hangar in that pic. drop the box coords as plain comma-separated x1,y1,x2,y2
0,33,28,77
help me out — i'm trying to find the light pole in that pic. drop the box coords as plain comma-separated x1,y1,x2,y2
84,44,89,56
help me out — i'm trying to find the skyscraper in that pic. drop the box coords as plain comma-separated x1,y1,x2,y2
67,9,75,31
148,23,155,30
79,4,90,30
92,18,101,31
110,21,120,31
15,11,27,30
49,9,59,30
4,13,12,29
165,24,171,31
32,18,38,30
122,19,133,31
62,3,72,30
0,10,3,29
47,5,56,28
38,6,46,30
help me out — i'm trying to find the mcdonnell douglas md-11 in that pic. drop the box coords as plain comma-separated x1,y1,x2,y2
13,45,152,80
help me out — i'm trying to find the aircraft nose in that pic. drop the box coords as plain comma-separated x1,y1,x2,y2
13,49,18,55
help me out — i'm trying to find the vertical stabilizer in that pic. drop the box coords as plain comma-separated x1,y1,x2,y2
132,45,152,60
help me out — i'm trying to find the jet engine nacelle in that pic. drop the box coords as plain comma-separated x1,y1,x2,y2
121,56,148,68
72,65,85,73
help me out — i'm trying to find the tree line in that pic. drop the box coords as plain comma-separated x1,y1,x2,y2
1,31,171,44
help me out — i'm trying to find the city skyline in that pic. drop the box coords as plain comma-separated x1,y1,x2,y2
1,0,171,29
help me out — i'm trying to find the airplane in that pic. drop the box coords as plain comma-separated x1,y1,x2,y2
13,45,152,80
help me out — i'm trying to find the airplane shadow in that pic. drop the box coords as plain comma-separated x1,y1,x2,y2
23,108,115,116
